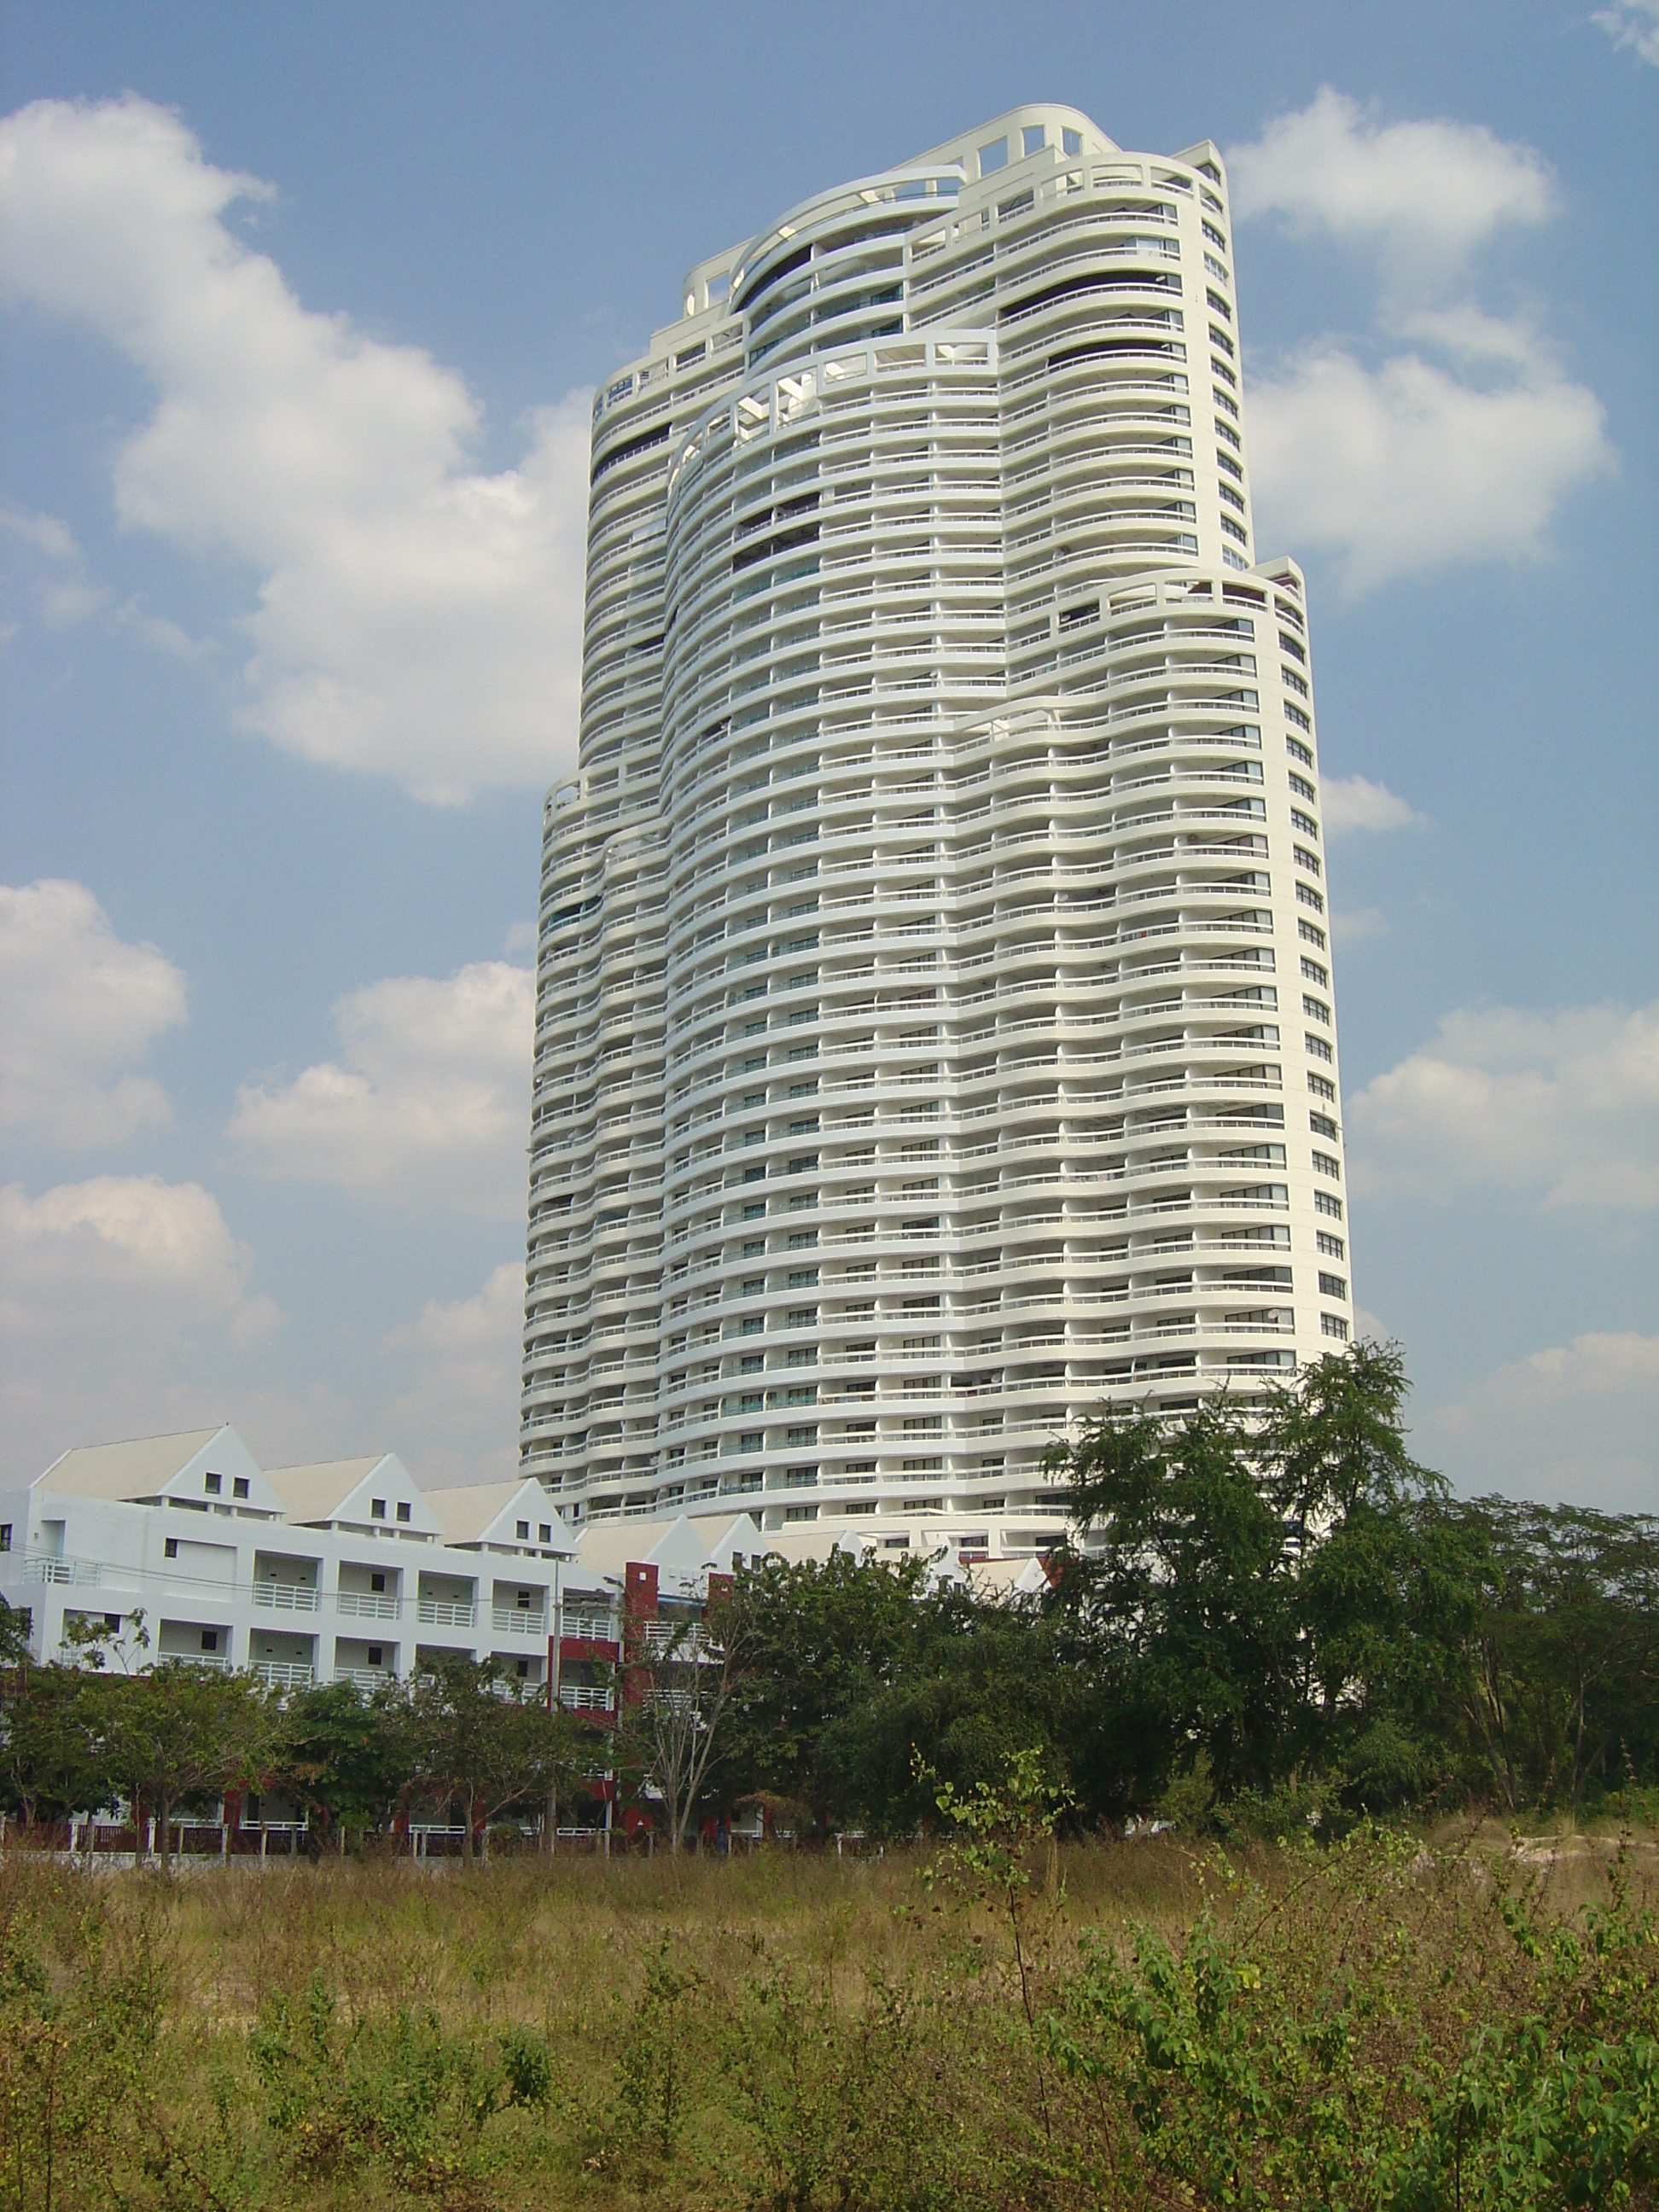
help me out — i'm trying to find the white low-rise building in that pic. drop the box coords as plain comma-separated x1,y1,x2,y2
0,1427,578,1693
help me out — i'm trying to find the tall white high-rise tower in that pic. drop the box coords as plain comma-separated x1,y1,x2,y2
521,108,1353,1545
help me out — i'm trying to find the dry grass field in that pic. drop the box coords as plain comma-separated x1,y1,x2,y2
0,1821,1653,2210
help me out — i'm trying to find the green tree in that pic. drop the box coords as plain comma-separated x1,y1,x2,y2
273,1679,406,1847
99,1664,274,1871
395,1656,581,1866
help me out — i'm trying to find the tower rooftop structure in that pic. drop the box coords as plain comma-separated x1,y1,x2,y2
521,107,1353,1543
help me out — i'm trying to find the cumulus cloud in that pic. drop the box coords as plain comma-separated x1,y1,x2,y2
1595,1,1659,65
0,95,589,803
381,1261,525,1487
1348,999,1659,1210
0,880,188,1146
1320,774,1423,836
1228,87,1554,282
1231,90,1613,594
229,960,534,1214
0,1173,279,1482
1424,1331,1659,1513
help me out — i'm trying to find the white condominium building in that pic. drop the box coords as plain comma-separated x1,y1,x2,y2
521,106,1353,1543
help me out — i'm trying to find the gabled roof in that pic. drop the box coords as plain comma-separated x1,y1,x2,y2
568,1511,765,1598
35,1425,280,1512
264,1452,443,1536
422,1477,573,1552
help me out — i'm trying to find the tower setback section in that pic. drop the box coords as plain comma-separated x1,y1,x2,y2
521,106,1353,1541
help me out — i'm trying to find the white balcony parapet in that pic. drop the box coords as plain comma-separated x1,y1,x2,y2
492,1608,548,1637
253,1660,314,1691
416,1598,477,1629
336,1591,400,1620
557,1683,614,1713
253,1582,321,1613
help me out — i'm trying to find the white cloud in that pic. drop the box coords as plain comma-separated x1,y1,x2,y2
1320,774,1423,836
229,959,533,1214
1227,87,1554,282
1231,91,1613,594
0,95,589,804
1424,1331,1659,1513
1595,2,1659,66
1348,999,1659,1210
1332,907,1388,945
0,879,187,1147
381,1261,525,1487
0,1173,280,1483
1247,337,1611,593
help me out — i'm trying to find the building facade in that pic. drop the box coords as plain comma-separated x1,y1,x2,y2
521,105,1353,1542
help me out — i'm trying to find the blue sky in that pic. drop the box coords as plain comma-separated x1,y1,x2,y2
2,1,1655,1506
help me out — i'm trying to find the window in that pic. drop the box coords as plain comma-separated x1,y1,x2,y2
539,1524,553,1545
232,1476,250,1500
979,137,1008,173
1287,736,1314,767
1301,958,1329,987
370,1573,386,1594
516,1589,532,1610
1318,1272,1348,1300
1286,702,1313,731
1291,808,1320,839
1316,1231,1345,1260
1295,882,1324,913
1022,124,1045,156
1314,1190,1344,1221
1303,995,1331,1024
516,1658,531,1680
1310,1111,1339,1139
396,1501,411,1524
0,1525,9,1553
1322,1313,1350,1342
1295,846,1321,876
367,1645,383,1666
1289,772,1318,804
516,1519,530,1540
1312,1150,1342,1179
371,1498,387,1520
1062,128,1082,156
1307,1072,1336,1102
201,1630,218,1653
1299,919,1326,950
204,1472,222,1496
163,1536,178,1559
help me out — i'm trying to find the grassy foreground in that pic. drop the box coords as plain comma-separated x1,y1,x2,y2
0,1825,1654,2211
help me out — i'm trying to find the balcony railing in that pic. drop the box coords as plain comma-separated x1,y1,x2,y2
557,1683,614,1713
253,1582,321,1613
336,1591,400,1620
18,1553,100,1586
561,1614,615,1644
335,1666,394,1692
416,1598,477,1629
253,1659,314,1691
492,1609,548,1638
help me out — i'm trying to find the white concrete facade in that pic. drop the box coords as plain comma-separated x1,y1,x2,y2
522,106,1353,1541
0,1428,577,1692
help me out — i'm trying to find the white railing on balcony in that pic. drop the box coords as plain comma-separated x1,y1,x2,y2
19,1553,100,1586
557,1683,614,1713
171,1652,233,1673
416,1597,477,1629
336,1591,400,1620
253,1582,321,1613
334,1666,394,1692
253,1659,314,1691
492,1608,548,1637
561,1615,615,1644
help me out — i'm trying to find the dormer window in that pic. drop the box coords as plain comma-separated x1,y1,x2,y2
371,1499,387,1521
204,1472,222,1495
396,1502,410,1524
232,1477,249,1500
